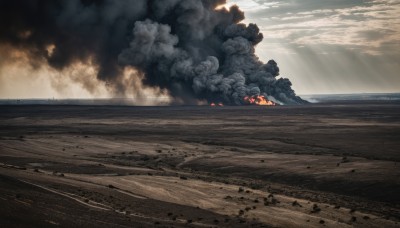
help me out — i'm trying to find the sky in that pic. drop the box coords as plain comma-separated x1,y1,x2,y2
226,0,400,94
0,0,399,99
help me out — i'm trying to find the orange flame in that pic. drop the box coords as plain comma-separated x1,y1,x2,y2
244,95,275,106
210,102,224,107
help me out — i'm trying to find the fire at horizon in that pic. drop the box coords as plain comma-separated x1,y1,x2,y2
244,95,276,106
210,95,276,106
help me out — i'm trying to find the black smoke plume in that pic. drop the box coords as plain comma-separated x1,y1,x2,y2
0,0,306,105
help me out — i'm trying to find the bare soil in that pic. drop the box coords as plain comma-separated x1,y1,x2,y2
0,102,399,227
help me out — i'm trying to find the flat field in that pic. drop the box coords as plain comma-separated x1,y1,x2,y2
0,102,399,227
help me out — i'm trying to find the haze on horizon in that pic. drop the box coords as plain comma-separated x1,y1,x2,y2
0,0,399,100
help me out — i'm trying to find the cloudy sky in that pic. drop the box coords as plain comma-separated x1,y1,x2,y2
227,0,400,94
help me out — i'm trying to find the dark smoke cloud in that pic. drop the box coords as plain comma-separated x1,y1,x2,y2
0,0,306,105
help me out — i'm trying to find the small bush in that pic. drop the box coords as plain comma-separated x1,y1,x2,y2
311,204,321,213
271,198,279,204
292,200,302,207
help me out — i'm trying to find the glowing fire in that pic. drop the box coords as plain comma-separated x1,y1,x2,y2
244,95,276,106
210,102,224,107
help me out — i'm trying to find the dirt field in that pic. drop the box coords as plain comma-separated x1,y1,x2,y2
1,102,399,227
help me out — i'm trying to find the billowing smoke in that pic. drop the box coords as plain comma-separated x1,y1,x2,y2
0,0,306,105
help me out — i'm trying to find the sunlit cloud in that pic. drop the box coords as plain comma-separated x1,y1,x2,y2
220,0,281,11
228,0,400,94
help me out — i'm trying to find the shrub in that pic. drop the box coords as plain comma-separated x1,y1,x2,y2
292,200,302,207
271,198,279,204
311,204,321,213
